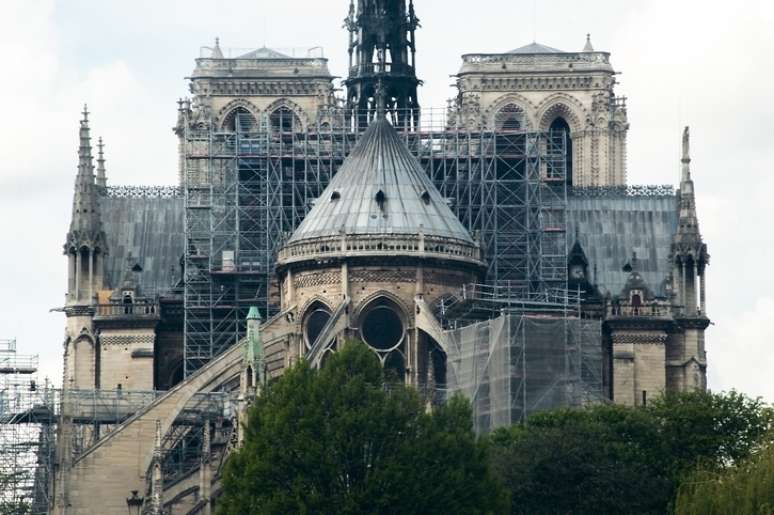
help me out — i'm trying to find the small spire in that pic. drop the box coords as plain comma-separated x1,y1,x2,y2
68,105,102,242
681,126,691,182
583,33,594,52
211,36,224,58
96,137,107,188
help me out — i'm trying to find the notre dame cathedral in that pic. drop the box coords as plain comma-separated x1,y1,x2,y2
54,0,709,513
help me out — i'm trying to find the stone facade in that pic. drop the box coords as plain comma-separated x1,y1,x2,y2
452,37,629,186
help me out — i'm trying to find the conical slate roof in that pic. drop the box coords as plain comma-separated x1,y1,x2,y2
288,117,474,245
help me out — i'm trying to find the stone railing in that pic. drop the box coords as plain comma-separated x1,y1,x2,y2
194,56,329,74
94,300,160,320
104,185,182,199
571,185,675,198
607,302,670,318
278,233,482,265
461,51,610,67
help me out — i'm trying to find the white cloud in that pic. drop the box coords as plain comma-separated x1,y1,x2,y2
709,297,774,401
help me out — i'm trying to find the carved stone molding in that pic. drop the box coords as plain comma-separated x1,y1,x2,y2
611,331,668,345
100,334,156,346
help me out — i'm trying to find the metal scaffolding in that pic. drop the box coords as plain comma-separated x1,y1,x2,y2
444,313,604,434
0,340,57,515
183,107,568,376
0,338,234,514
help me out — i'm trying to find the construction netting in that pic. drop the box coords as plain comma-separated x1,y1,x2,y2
445,313,603,433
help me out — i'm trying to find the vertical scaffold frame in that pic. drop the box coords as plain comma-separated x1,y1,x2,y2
183,108,568,376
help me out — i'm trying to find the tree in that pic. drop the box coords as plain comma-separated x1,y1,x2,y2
488,391,773,515
647,390,774,478
488,404,670,515
218,341,507,515
674,440,774,515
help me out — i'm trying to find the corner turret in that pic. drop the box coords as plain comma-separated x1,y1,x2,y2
667,127,710,393
671,127,709,317
64,105,107,306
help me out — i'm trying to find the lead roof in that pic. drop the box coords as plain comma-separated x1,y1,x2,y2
287,117,475,245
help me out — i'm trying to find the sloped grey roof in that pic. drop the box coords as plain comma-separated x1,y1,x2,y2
101,196,185,295
238,47,292,59
567,195,678,297
288,117,474,244
508,42,565,54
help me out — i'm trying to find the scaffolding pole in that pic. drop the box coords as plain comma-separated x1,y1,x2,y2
0,340,57,515
182,107,568,376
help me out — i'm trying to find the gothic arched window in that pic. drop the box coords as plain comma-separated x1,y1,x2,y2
269,106,301,133
222,107,256,133
303,302,332,350
494,103,525,131
549,117,573,185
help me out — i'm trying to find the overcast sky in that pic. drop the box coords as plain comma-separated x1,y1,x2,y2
1,0,772,401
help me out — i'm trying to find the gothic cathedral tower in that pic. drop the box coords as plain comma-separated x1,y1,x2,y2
344,0,421,129
62,106,106,391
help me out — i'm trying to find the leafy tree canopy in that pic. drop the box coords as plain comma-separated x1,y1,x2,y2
488,390,773,515
218,341,507,515
674,438,774,515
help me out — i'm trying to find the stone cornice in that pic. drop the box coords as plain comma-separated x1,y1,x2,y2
65,305,96,318
674,316,711,330
666,357,707,368
458,75,599,93
192,79,332,97
458,52,614,76
605,317,676,333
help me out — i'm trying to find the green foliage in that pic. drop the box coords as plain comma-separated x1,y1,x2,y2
648,390,774,477
674,440,774,515
488,390,773,515
489,404,670,515
0,473,31,515
0,503,30,515
218,341,506,515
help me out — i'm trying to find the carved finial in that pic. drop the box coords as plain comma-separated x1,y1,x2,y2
215,36,220,48
583,33,594,52
681,126,691,181
81,104,89,123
